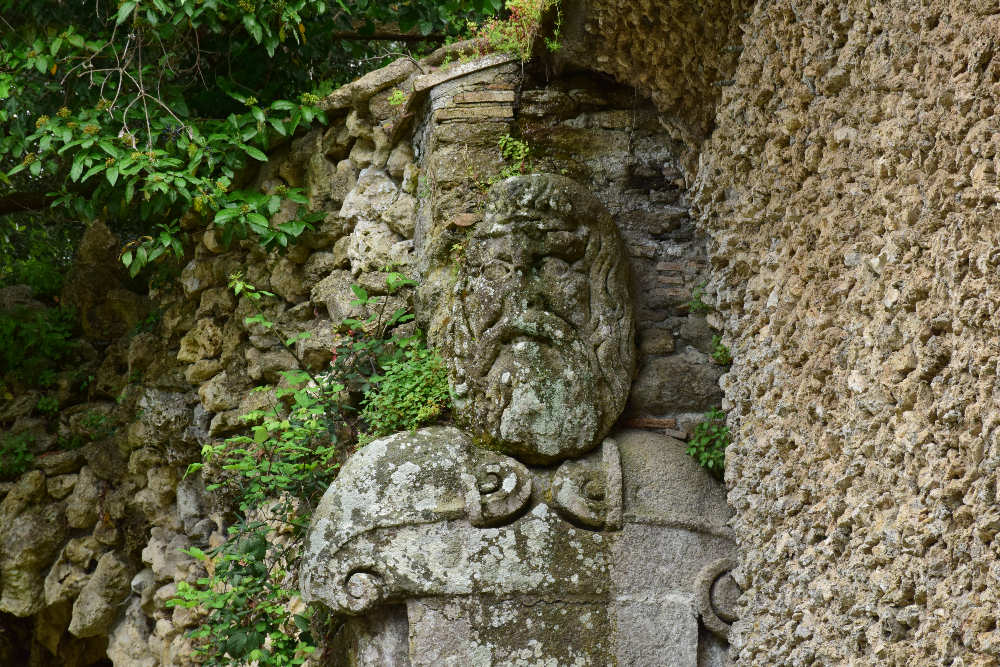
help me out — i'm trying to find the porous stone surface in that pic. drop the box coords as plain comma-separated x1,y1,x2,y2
555,0,752,172
435,174,635,464
693,2,1000,664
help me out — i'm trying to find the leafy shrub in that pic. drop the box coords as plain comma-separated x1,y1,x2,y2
686,408,729,480
474,0,561,59
360,341,451,443
35,394,59,415
0,433,34,481
0,306,77,383
172,272,448,666
5,258,65,298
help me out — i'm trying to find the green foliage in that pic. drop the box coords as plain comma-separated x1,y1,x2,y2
0,306,77,384
35,394,59,415
1,0,503,279
686,408,729,480
79,409,114,440
173,272,447,666
0,432,34,481
359,342,450,443
497,133,533,179
5,258,65,298
711,335,732,366
473,0,561,59
387,88,407,106
687,282,712,314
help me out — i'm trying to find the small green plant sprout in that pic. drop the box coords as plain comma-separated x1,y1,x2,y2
686,408,729,480
80,410,114,440
687,282,712,314
35,394,59,415
388,88,407,106
497,134,532,178
711,335,732,365
474,0,562,60
0,433,34,481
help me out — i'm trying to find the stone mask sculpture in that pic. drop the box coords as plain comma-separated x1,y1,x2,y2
436,174,635,464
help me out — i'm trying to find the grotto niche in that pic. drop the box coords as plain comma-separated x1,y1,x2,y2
302,174,737,666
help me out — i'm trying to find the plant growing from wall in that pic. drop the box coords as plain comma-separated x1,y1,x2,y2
711,335,732,366
687,282,712,314
473,0,561,59
171,272,450,665
686,408,729,480
0,432,34,481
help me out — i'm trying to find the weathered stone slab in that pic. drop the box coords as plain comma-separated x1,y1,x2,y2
433,105,514,122
453,90,516,104
413,53,519,93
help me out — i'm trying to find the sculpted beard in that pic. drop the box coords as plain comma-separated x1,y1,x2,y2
456,297,602,463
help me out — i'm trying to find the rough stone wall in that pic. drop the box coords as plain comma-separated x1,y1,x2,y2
0,45,728,665
555,0,753,173
695,2,1000,664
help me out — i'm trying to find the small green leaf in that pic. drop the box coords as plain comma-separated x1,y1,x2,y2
115,1,137,25
214,207,241,223
241,144,267,161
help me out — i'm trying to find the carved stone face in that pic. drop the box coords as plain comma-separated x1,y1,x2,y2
440,174,635,464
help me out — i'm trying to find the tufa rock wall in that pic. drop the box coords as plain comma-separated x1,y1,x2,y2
695,1,1000,664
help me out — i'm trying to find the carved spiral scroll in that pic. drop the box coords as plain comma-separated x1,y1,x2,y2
696,557,741,638
466,457,533,527
343,569,385,614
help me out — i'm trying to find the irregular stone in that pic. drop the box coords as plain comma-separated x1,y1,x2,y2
107,597,157,667
195,287,235,319
183,358,222,384
386,142,414,180
413,53,519,92
303,251,339,283
341,168,399,225
0,501,67,616
347,219,410,275
36,450,84,476
197,371,241,413
130,569,156,610
44,536,103,606
176,318,223,363
142,528,194,583
65,466,101,530
349,138,375,169
175,473,205,534
69,551,132,637
320,57,418,112
46,473,77,500
246,347,298,383
381,192,417,239
62,221,149,340
269,256,308,303
627,350,724,415
0,284,37,310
